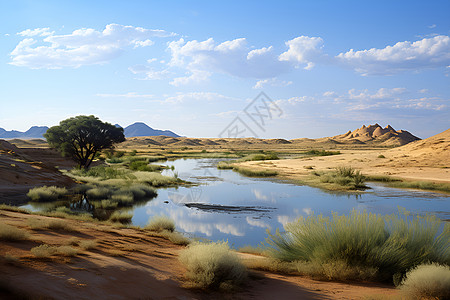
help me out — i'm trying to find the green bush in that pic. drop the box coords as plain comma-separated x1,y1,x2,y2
267,209,450,283
27,186,67,201
400,263,450,299
179,242,247,289
129,160,164,172
146,216,175,232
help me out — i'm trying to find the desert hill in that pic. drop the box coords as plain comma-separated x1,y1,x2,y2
0,139,75,204
385,128,450,168
331,124,420,146
119,124,419,149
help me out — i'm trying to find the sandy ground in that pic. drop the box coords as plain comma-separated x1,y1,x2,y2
236,148,450,184
0,210,399,300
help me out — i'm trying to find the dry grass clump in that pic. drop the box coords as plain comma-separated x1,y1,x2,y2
0,223,29,241
56,246,79,256
400,263,450,300
31,244,79,258
314,166,366,189
79,239,97,250
159,231,190,246
31,244,56,258
179,242,247,289
146,216,175,232
47,219,74,231
267,209,450,284
27,218,49,230
27,186,67,201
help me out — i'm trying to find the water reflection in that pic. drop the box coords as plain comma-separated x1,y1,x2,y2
23,158,449,248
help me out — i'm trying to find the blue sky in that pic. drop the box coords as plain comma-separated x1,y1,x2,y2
0,0,449,139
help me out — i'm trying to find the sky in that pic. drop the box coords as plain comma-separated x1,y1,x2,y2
0,0,449,139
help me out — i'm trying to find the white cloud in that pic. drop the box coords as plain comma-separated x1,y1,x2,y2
336,35,450,75
96,92,154,99
10,24,176,69
253,78,292,89
17,27,54,37
428,24,437,29
166,37,294,85
164,92,236,103
279,36,324,70
129,65,171,80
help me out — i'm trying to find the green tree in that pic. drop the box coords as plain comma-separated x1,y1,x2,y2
44,115,125,169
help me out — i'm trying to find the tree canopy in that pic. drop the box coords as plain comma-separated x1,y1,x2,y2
44,115,125,169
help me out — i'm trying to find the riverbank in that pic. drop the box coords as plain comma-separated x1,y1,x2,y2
0,208,399,299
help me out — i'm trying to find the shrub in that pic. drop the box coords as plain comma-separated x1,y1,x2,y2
0,223,29,241
106,157,124,164
179,242,247,289
267,210,450,283
400,263,450,299
146,216,175,232
27,186,67,201
378,154,386,158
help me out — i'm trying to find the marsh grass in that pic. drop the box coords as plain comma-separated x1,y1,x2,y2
304,149,341,156
217,161,234,169
146,216,175,232
0,223,29,241
179,242,247,289
108,211,133,224
233,166,278,177
27,186,67,202
160,231,190,246
367,175,450,193
400,263,450,299
267,209,450,283
313,166,367,189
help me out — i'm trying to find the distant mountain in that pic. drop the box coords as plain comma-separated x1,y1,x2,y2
332,124,420,146
123,122,180,138
0,126,49,139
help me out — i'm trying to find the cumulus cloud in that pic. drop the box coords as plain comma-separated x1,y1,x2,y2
166,37,296,85
279,36,324,70
336,35,450,75
10,24,176,69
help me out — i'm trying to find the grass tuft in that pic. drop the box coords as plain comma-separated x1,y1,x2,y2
400,263,450,299
0,223,29,241
179,242,247,289
146,216,176,232
267,209,450,283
